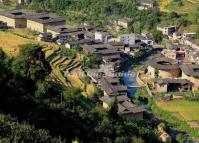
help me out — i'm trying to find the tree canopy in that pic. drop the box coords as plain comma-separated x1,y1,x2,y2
0,44,161,142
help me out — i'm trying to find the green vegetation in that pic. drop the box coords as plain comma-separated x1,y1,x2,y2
153,100,199,138
156,100,199,121
12,44,51,82
29,0,163,34
82,55,102,69
135,88,199,139
160,0,199,34
0,113,62,143
58,48,76,60
133,49,145,59
0,44,161,142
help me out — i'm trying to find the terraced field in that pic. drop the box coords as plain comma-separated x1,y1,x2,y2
0,31,36,56
0,29,95,96
46,47,95,96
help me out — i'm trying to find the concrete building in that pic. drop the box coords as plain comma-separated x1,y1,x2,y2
138,0,156,10
27,14,66,33
146,57,180,78
119,34,135,45
161,48,185,62
114,18,133,29
65,39,94,49
182,32,196,39
157,25,176,36
37,32,52,42
137,34,154,45
95,31,112,43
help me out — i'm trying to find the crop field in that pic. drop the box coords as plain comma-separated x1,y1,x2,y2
156,100,199,121
0,31,36,56
0,29,95,96
48,49,95,96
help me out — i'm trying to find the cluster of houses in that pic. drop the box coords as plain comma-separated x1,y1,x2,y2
145,56,199,93
152,23,199,94
0,9,154,120
84,44,145,119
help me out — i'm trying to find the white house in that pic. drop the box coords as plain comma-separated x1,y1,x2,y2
182,33,196,39
157,25,176,36
119,34,135,45
95,31,112,43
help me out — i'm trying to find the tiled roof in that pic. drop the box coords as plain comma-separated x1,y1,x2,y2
148,57,180,70
180,64,199,78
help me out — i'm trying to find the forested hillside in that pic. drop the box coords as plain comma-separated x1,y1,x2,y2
29,0,160,32
29,0,198,36
0,44,161,142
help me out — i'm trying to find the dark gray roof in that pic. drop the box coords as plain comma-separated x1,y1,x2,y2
180,64,199,78
68,39,94,45
100,96,114,103
117,95,129,102
27,13,65,24
82,44,121,55
0,10,37,19
100,94,144,115
100,77,127,96
103,54,121,61
148,57,180,70
108,41,125,46
0,10,66,24
118,100,145,114
67,31,84,36
47,25,68,33
155,78,193,85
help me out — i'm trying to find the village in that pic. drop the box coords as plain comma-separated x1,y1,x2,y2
1,0,199,143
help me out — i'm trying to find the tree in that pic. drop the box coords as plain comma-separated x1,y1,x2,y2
152,30,162,44
0,113,63,143
176,134,187,143
35,81,62,101
12,44,51,82
0,49,12,84
82,55,102,69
